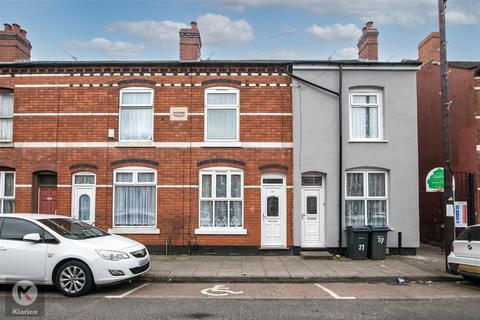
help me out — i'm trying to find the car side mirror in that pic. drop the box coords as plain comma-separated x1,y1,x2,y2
23,233,42,243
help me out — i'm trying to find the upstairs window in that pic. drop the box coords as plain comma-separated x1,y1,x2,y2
0,171,15,214
0,90,14,142
349,91,383,141
119,88,154,142
345,171,388,227
204,87,239,141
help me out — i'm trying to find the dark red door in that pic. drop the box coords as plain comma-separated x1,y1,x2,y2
39,187,57,214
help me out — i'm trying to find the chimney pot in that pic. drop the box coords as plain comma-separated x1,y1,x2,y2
357,21,379,61
191,21,198,30
20,29,27,37
12,23,21,32
4,23,12,31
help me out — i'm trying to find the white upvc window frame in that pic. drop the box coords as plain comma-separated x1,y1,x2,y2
348,90,384,142
204,87,240,143
0,91,14,143
0,170,15,214
195,167,246,235
110,166,159,234
118,87,154,143
345,170,389,226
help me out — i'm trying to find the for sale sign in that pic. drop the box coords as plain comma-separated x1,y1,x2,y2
454,201,468,228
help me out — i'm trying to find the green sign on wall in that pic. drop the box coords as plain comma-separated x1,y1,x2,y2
426,167,444,192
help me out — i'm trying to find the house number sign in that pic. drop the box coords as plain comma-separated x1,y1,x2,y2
170,107,188,121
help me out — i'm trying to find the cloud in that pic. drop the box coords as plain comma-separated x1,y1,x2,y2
217,0,479,27
334,47,357,60
245,49,298,59
197,13,254,44
305,23,361,41
106,20,188,47
64,37,145,57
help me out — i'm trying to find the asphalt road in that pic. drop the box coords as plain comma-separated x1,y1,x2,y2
1,281,480,319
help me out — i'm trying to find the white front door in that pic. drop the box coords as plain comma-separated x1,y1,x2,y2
261,177,286,248
301,188,325,247
73,186,95,224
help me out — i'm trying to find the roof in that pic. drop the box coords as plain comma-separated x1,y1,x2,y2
0,59,420,68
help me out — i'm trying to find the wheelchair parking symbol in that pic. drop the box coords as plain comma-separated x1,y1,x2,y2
201,285,244,297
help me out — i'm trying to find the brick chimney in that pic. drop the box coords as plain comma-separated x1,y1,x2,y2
179,21,201,61
357,21,379,61
0,23,32,62
418,32,440,64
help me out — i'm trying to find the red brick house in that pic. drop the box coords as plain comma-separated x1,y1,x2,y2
0,22,293,253
417,32,480,245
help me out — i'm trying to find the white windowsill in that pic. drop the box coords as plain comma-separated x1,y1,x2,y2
348,139,389,143
115,141,155,148
195,228,247,235
0,142,14,148
201,141,242,148
108,227,160,234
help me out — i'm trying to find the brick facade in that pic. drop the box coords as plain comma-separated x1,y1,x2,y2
0,62,293,251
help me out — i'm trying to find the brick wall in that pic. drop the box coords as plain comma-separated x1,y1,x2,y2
0,63,293,248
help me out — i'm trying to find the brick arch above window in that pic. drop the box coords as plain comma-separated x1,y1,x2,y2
202,78,242,88
197,158,245,169
0,160,16,170
259,164,288,173
31,163,57,173
69,163,98,173
110,158,159,169
117,79,156,89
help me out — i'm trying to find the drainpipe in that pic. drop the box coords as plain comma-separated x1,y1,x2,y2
338,64,344,252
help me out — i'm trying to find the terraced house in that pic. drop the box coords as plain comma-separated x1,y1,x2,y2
0,22,293,253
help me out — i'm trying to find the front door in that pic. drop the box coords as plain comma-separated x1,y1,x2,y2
261,176,286,248
301,188,325,247
39,187,57,214
73,187,95,224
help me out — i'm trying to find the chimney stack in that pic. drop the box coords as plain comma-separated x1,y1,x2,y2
418,32,440,64
357,21,379,61
0,22,32,62
179,21,202,61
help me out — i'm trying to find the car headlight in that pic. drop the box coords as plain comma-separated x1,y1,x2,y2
95,249,130,261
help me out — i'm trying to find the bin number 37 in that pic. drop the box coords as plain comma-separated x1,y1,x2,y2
377,236,385,244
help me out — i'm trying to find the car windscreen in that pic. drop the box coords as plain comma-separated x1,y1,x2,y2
457,226,480,241
37,218,109,240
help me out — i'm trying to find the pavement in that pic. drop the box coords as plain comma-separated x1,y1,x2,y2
144,244,461,283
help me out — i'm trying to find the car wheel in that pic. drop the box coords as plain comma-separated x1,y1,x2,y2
462,275,480,284
55,261,93,297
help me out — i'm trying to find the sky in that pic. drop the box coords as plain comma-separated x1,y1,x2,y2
0,0,479,62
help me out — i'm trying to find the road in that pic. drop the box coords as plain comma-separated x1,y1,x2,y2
1,281,480,319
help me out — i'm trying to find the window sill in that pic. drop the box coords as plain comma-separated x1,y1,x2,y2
201,141,242,148
348,139,388,143
115,141,155,148
195,228,247,235
108,227,160,234
0,142,14,148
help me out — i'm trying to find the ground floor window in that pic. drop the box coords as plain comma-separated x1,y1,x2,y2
345,170,387,227
113,167,156,227
0,171,15,214
199,167,243,228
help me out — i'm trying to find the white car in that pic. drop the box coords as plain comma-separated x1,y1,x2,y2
448,224,480,283
0,214,150,296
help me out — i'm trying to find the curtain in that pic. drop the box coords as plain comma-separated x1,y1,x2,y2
368,173,385,197
74,175,94,185
120,107,153,140
207,93,237,105
114,186,156,226
215,201,228,227
231,174,241,198
367,200,387,226
216,174,227,197
201,175,212,198
229,201,242,227
351,107,378,139
200,201,213,227
0,119,12,141
4,173,14,197
138,172,154,182
346,173,364,197
122,92,151,105
79,195,90,221
352,94,377,104
345,200,365,227
2,200,15,213
206,109,237,140
116,172,133,183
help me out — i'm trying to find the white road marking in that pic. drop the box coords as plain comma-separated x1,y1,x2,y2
201,285,244,297
314,284,356,300
105,283,149,299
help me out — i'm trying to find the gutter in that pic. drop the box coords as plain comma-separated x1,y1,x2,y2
289,64,344,251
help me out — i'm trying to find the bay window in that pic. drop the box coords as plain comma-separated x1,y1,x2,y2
349,91,383,140
204,87,239,141
345,171,388,227
119,88,154,141
198,168,244,232
0,171,15,214
113,167,156,228
0,90,14,142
